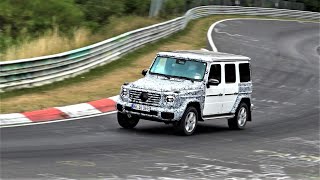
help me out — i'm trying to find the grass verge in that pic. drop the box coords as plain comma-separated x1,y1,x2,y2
0,15,312,113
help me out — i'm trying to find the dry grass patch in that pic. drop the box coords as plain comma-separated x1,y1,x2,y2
1,15,240,113
1,16,163,61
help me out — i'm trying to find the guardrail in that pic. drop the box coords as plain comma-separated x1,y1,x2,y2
1,6,319,91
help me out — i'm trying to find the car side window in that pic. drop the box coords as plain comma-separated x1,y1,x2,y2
225,64,236,83
209,64,221,83
239,63,251,82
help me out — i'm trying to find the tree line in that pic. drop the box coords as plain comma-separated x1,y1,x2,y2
0,0,318,54
0,0,153,52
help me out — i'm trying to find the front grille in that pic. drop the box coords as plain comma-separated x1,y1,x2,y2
129,89,161,106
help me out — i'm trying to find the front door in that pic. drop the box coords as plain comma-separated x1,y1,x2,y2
203,64,224,116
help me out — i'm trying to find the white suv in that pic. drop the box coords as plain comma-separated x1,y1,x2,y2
116,50,253,135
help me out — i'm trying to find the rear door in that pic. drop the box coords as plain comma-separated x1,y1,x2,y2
221,63,239,113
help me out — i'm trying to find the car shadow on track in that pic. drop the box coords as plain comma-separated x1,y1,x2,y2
118,122,231,136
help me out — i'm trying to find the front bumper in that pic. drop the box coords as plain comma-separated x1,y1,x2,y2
116,99,183,122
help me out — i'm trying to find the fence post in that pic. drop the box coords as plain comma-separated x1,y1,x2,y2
149,0,164,17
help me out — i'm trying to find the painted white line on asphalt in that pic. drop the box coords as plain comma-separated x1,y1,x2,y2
0,111,117,128
207,19,225,52
207,18,319,52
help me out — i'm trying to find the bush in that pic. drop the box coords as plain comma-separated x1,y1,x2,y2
161,0,186,16
0,0,84,51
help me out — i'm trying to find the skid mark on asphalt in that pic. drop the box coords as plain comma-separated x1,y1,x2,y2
57,160,96,167
38,144,319,179
280,137,320,149
252,98,297,112
185,155,250,166
250,150,320,167
142,160,292,179
38,173,77,180
214,28,242,37
214,26,260,42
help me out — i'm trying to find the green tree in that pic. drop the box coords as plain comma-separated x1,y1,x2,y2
161,0,186,17
124,0,151,16
0,0,84,50
301,0,320,12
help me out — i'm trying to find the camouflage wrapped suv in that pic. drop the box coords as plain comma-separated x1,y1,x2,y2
116,50,253,135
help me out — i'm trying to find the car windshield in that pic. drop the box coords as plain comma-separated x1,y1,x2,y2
149,56,207,81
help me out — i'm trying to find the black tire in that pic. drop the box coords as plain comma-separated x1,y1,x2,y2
117,112,139,129
175,106,198,136
228,102,249,130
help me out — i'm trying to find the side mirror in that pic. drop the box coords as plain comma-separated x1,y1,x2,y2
207,78,219,87
142,69,148,76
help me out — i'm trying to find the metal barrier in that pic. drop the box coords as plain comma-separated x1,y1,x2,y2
0,6,319,91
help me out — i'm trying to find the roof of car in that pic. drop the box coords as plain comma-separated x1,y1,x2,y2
157,50,250,62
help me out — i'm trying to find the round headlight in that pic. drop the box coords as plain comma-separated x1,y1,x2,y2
166,95,175,102
121,88,128,97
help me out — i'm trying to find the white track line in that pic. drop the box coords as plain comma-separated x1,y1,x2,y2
207,18,319,52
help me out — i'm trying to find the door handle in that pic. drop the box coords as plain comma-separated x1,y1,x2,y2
218,93,223,96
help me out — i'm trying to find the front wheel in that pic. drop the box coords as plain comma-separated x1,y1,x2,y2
117,112,139,129
175,107,198,136
228,102,249,130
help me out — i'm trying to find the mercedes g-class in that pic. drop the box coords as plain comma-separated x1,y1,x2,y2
116,50,253,135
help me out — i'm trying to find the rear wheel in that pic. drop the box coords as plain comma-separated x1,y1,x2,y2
117,112,139,129
228,102,249,130
175,107,198,136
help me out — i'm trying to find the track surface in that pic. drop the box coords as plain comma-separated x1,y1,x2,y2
1,19,319,179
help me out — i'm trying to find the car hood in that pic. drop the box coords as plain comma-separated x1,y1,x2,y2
127,75,203,92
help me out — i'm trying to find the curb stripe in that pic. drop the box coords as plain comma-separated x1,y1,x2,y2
88,98,116,113
22,108,69,122
0,98,118,127
0,113,32,125
55,103,102,118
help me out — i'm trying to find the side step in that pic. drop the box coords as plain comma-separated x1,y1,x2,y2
202,113,234,120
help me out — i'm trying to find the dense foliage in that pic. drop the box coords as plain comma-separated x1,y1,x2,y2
0,0,151,52
300,0,320,12
0,0,318,54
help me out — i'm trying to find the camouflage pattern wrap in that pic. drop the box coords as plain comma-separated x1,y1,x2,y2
230,82,253,113
117,74,205,121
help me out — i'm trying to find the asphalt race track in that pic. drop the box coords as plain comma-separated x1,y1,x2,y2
1,19,319,179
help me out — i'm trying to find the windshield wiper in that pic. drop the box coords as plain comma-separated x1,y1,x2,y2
150,72,171,79
162,74,171,79
177,76,194,83
167,74,195,83
150,72,195,82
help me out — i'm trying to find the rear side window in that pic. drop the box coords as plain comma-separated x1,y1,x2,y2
239,63,251,82
209,64,221,83
225,64,236,83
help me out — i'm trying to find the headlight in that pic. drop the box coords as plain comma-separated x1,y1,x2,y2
165,95,175,102
121,88,128,97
